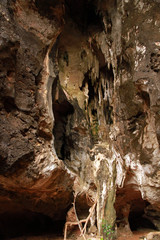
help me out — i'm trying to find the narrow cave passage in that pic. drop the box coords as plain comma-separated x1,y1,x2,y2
128,198,157,233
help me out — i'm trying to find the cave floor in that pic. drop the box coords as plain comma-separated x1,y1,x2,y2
117,228,157,240
9,229,157,240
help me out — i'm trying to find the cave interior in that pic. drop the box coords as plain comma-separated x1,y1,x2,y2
0,0,159,239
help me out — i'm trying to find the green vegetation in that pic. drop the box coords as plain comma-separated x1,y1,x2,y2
88,220,115,240
102,219,115,240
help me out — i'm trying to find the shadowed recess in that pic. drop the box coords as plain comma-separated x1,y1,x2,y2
0,210,65,239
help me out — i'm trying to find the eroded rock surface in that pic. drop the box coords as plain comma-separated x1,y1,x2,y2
0,0,160,239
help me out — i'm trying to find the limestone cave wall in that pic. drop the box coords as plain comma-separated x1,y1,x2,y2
0,0,160,239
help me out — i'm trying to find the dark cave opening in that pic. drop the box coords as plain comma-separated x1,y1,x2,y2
80,71,96,105
0,210,66,239
128,210,157,232
52,78,74,160
65,0,103,32
100,65,114,125
115,187,157,234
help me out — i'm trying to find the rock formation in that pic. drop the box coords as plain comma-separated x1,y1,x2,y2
0,0,160,239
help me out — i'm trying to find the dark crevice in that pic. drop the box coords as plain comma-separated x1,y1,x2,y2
129,210,157,231
52,78,74,160
65,0,103,33
80,71,96,104
137,91,150,108
88,79,96,104
92,109,97,116
105,97,113,125
101,65,114,125
128,111,146,122
127,111,147,135
0,155,7,175
101,83,104,98
103,11,112,34
3,96,17,113
100,64,114,90
91,40,106,68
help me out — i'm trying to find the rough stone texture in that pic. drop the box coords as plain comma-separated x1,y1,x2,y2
0,0,160,239
0,0,74,238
